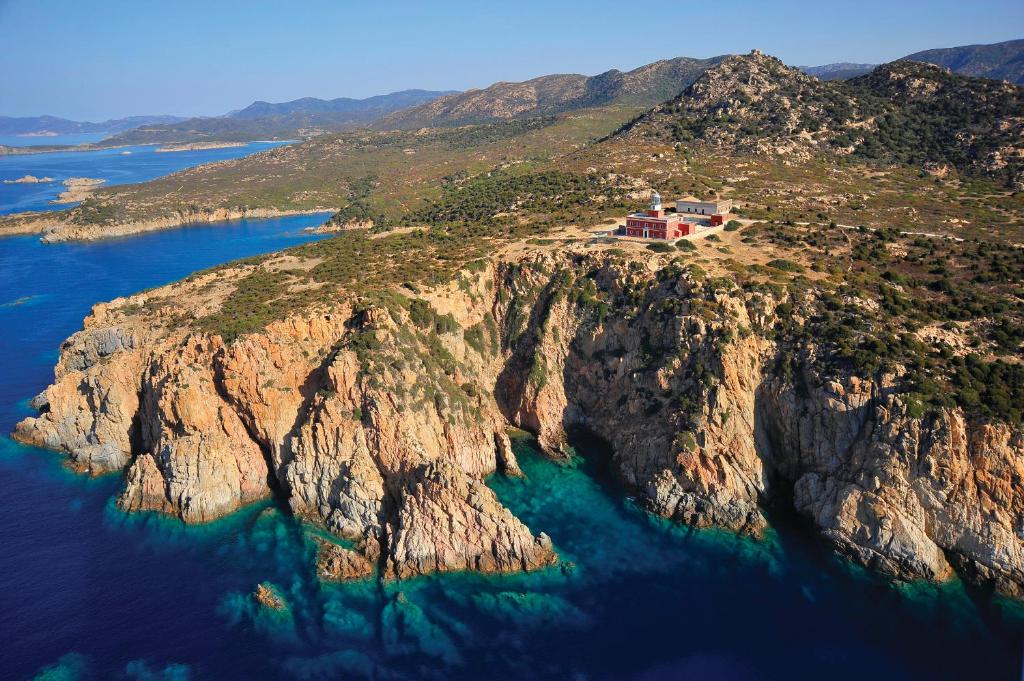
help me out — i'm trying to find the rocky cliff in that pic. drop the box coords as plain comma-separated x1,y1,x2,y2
15,249,1024,594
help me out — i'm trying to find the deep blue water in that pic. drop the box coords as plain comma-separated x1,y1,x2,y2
1,212,1023,679
0,141,288,214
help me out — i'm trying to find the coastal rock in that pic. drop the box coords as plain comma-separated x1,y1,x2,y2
253,583,286,611
14,250,1024,594
315,538,374,581
119,335,272,521
2,174,54,184
53,177,106,204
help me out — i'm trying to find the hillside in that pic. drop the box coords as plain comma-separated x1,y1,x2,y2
0,114,185,136
6,51,1022,243
379,56,728,128
619,51,1024,187
906,38,1024,84
98,89,456,146
0,109,637,241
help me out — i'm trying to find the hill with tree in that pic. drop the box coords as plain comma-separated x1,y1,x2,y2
618,51,1024,187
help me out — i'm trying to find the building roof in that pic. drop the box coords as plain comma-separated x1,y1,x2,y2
677,195,702,203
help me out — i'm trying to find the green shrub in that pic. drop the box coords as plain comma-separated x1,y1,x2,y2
767,258,805,273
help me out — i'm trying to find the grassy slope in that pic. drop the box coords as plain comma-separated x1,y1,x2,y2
43,106,640,229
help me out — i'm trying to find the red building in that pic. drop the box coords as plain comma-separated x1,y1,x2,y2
624,191,695,240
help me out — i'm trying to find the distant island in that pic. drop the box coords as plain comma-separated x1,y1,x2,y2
2,175,54,184
155,141,247,153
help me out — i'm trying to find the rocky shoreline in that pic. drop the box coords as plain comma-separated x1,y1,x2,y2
155,142,247,153
52,177,106,204
13,249,1024,593
0,206,333,242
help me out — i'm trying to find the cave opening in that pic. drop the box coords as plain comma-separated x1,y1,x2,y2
563,426,634,502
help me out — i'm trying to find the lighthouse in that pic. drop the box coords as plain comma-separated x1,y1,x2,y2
623,188,695,239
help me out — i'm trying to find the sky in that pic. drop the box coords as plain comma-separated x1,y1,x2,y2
1,0,1022,121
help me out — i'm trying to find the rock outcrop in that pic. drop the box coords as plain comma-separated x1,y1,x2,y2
0,207,331,242
14,250,1024,594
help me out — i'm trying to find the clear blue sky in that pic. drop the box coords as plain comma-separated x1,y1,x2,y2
1,0,1021,121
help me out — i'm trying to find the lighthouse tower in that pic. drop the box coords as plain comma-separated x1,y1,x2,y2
646,190,665,217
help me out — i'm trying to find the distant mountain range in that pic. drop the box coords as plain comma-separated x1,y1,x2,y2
800,63,877,81
0,114,185,136
4,38,1021,149
230,89,458,120
904,38,1024,84
101,89,457,146
378,56,729,129
801,38,1024,83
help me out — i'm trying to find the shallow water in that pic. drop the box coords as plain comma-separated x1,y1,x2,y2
0,141,289,214
1,215,1023,680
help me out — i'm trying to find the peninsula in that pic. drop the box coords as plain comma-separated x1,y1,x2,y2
14,52,1024,596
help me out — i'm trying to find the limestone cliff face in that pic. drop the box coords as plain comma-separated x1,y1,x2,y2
14,250,1024,594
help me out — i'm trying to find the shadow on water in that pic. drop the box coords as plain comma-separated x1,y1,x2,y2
8,425,1024,680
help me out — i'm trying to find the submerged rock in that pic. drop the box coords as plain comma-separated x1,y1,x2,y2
253,582,286,611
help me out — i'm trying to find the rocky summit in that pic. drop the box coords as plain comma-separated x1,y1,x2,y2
621,51,1024,187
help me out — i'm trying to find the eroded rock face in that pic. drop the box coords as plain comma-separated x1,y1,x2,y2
14,250,1024,594
14,279,556,580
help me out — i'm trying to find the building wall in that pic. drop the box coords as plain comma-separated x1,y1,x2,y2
626,217,673,240
676,199,733,215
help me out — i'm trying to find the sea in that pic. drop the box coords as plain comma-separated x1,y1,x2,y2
0,139,289,215
0,144,1022,681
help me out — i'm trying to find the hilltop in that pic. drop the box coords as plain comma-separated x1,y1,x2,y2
618,51,1024,187
379,56,728,128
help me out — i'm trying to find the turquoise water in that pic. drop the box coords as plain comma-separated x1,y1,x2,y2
1,215,1023,679
0,141,289,214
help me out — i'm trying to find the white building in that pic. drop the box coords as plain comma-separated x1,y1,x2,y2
676,195,733,216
